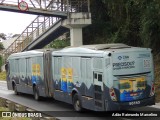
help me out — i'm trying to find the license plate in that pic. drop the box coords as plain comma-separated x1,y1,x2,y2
129,101,140,105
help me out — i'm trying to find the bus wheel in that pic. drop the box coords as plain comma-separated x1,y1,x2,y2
13,84,18,95
73,93,82,112
33,86,40,101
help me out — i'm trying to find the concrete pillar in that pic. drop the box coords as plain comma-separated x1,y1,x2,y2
62,12,91,46
70,28,82,46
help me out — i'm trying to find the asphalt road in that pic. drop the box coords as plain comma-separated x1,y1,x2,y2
0,81,160,120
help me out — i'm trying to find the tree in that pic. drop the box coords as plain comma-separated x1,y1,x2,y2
140,0,160,53
83,0,160,54
0,33,6,51
0,55,3,72
0,43,4,50
45,38,70,49
0,33,6,40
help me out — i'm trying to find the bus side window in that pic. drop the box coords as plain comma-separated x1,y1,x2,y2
98,74,102,82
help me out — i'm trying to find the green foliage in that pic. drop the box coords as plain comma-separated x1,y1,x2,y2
0,71,6,80
83,0,160,53
140,0,160,53
46,39,70,49
0,33,6,40
0,55,3,72
0,43,4,50
0,33,6,50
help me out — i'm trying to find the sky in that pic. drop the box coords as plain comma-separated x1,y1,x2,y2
0,11,37,35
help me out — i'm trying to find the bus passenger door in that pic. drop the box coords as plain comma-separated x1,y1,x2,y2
93,72,104,110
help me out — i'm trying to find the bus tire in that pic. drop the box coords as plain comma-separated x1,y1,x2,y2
13,83,18,95
73,93,82,112
33,86,40,101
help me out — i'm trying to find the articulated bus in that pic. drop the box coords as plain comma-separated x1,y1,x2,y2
6,44,155,111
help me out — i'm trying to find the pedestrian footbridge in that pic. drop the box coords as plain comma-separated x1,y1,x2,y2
1,0,91,59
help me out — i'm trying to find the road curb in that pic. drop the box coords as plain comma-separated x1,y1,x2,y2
0,97,57,120
0,81,7,83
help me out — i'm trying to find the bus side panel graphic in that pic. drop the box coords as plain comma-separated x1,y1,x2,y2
32,64,41,84
61,68,73,92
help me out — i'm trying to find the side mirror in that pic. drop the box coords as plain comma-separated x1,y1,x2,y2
5,63,8,71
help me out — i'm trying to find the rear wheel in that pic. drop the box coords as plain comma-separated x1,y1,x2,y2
33,86,40,101
73,93,82,112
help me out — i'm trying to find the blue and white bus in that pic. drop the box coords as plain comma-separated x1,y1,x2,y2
6,44,155,111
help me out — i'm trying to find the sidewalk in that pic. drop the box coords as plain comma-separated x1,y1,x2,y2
151,102,160,109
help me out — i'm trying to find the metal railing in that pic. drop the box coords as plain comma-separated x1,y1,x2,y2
0,0,67,11
3,16,60,58
0,0,90,13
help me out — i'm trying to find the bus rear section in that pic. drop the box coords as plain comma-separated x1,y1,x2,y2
106,48,155,111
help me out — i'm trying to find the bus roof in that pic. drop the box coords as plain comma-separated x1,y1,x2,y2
62,43,131,52
63,43,131,51
53,43,151,56
78,43,130,50
7,49,58,59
